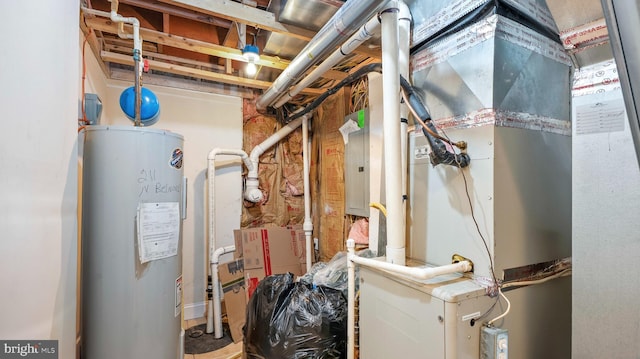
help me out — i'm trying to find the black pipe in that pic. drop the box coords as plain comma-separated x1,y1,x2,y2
282,64,469,168
400,76,470,168
284,63,383,123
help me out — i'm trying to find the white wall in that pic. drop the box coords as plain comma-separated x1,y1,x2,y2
80,34,109,112
0,1,79,358
572,81,640,358
102,81,244,319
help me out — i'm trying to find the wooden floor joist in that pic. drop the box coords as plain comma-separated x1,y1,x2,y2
84,15,349,81
102,51,324,95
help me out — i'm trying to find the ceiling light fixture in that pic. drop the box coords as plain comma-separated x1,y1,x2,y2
242,44,260,76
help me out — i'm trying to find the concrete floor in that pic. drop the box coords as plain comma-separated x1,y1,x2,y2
183,317,242,359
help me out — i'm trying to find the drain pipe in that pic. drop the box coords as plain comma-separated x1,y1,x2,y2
209,245,236,337
243,113,314,271
256,0,388,110
398,2,410,226
206,149,254,337
380,0,405,265
272,15,382,109
302,115,313,271
346,239,473,359
244,115,308,203
347,240,357,359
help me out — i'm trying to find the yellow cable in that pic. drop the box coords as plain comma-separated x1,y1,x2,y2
369,202,387,217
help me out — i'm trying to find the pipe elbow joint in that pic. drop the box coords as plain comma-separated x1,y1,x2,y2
380,0,400,13
244,178,263,203
303,220,313,233
397,1,411,21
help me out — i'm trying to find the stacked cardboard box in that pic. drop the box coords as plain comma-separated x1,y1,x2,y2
221,226,307,343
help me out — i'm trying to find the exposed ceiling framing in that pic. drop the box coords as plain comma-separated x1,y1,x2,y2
81,0,381,105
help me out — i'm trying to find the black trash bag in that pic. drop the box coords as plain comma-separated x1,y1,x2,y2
245,273,347,359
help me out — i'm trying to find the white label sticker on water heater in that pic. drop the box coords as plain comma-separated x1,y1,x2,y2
137,202,181,263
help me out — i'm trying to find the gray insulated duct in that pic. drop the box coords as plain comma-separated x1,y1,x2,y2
256,0,389,109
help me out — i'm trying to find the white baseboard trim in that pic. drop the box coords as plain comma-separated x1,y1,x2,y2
184,301,206,320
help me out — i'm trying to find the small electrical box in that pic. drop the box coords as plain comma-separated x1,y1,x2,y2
481,326,508,359
84,93,103,125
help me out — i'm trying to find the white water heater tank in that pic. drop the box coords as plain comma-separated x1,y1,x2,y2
81,126,185,359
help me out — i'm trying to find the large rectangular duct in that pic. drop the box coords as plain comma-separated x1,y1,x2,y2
405,0,558,47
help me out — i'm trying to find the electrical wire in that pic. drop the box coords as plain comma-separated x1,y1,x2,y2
285,63,382,123
79,29,92,126
399,84,465,150
438,126,499,295
487,288,511,326
501,268,572,289
369,202,387,217
471,295,500,326
350,76,368,113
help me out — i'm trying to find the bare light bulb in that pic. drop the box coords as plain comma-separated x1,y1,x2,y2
245,62,257,76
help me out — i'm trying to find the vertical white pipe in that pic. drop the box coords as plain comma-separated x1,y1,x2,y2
398,1,411,242
380,3,405,265
211,245,236,338
206,149,253,335
302,115,313,272
346,239,356,359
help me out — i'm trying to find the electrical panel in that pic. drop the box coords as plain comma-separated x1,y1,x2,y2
344,109,369,217
481,326,509,359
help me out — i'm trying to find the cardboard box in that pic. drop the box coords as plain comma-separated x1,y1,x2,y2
219,259,246,343
234,226,306,297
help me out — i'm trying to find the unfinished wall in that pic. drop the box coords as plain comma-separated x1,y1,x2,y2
0,1,79,358
313,89,350,261
241,98,305,227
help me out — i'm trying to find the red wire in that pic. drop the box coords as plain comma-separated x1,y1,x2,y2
79,29,92,126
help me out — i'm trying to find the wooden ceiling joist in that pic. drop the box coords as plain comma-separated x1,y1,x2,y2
157,0,381,59
102,51,324,95
84,15,349,81
158,0,316,41
118,0,233,28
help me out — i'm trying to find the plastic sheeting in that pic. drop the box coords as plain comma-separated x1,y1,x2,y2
244,273,347,359
300,249,374,296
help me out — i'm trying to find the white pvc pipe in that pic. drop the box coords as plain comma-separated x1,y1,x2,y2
256,0,388,109
380,2,405,265
346,239,473,359
302,115,313,272
347,239,356,359
81,6,141,54
82,4,143,122
108,0,142,54
209,245,236,337
206,149,253,336
272,16,381,109
398,2,411,243
351,252,473,280
245,115,306,203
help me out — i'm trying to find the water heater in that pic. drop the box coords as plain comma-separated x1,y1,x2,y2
81,126,185,359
